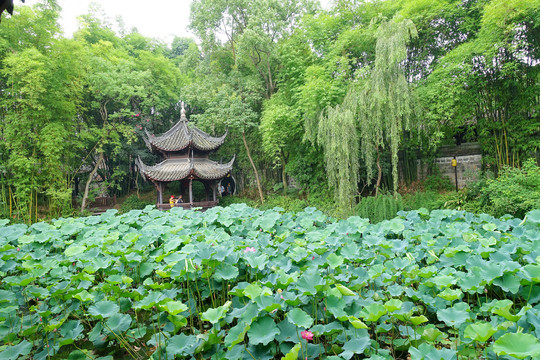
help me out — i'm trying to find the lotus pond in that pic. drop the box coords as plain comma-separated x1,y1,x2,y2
1,205,540,359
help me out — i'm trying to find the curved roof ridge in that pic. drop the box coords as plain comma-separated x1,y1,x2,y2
143,111,227,153
191,126,228,151
192,155,235,180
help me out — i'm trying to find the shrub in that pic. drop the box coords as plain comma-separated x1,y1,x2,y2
484,159,540,218
218,195,257,208
424,173,454,192
119,195,154,213
402,190,444,212
260,195,309,213
356,193,404,223
441,159,540,218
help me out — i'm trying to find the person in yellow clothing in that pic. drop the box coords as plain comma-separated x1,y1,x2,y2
169,195,176,209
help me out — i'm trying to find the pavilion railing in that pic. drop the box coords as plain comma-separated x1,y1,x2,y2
156,201,219,211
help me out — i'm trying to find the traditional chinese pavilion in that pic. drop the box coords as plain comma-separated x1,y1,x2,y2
135,104,234,210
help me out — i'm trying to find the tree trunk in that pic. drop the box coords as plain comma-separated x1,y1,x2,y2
280,150,288,194
242,130,264,203
80,151,104,213
375,147,382,197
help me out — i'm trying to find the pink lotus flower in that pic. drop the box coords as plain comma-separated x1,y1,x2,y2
301,330,313,341
244,247,256,253
135,113,140,117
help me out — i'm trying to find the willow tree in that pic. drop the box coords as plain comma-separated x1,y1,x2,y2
317,90,359,210
317,16,416,210
357,16,417,196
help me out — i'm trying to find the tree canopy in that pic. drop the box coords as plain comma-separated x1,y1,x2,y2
0,0,538,221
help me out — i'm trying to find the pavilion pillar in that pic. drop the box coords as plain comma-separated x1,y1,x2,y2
189,178,193,204
158,182,163,205
212,181,216,202
204,182,210,201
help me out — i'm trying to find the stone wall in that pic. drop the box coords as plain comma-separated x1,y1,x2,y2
418,142,482,188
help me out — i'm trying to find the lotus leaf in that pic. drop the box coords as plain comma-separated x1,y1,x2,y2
0,340,32,359
105,313,132,333
464,322,496,342
436,303,470,328
287,308,314,328
493,333,540,359
359,303,387,322
201,301,232,324
248,316,280,345
166,334,199,357
225,321,250,349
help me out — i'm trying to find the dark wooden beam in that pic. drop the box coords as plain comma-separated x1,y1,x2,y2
0,0,25,23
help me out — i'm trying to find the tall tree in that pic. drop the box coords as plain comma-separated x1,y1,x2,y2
357,16,418,195
317,16,417,209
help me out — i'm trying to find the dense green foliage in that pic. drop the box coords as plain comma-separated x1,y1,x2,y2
443,159,540,218
0,0,539,220
356,193,404,224
1,206,540,359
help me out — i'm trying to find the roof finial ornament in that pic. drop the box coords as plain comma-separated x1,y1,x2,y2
180,101,187,121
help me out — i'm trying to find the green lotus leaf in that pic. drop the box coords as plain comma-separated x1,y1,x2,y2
287,308,314,328
384,299,403,313
248,316,280,345
59,320,84,346
134,291,168,310
336,284,355,296
44,315,69,331
480,262,504,282
225,321,250,349
342,336,371,354
348,316,368,329
257,212,281,231
164,237,183,253
245,254,268,270
0,290,16,303
201,301,231,324
493,273,521,294
410,315,428,326
166,334,199,357
409,343,457,360
282,343,302,360
464,322,496,342
524,264,540,282
311,321,344,336
458,270,484,292
359,303,387,322
437,288,463,301
214,263,239,281
254,295,281,313
296,270,325,295
88,301,120,319
64,245,86,257
67,350,87,360
160,300,188,316
491,300,520,322
431,275,456,288
421,326,444,342
243,283,264,300
493,333,540,359
525,210,540,224
168,314,188,333
436,304,470,328
105,313,132,333
326,295,348,320
327,253,344,269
